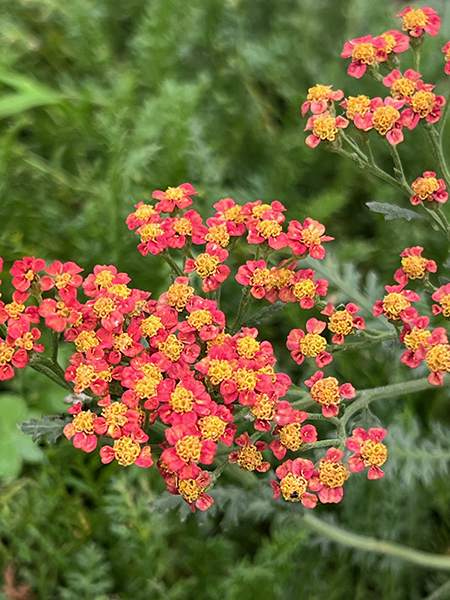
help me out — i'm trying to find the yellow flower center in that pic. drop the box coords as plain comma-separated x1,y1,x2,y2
372,106,400,135
310,377,341,407
250,393,277,421
252,204,272,219
205,224,230,247
74,364,98,392
318,459,349,488
187,309,213,330
257,364,276,381
300,333,327,357
328,310,354,336
391,78,416,99
13,332,35,351
5,302,25,320
113,436,141,466
0,341,14,365
72,410,95,434
352,42,376,65
166,282,195,311
411,90,435,118
439,294,450,318
75,330,99,353
293,279,316,301
194,253,220,279
25,270,36,282
307,84,332,102
141,315,163,338
232,367,258,391
279,472,308,502
312,115,339,141
223,205,246,223
257,219,282,239
381,292,410,320
446,49,450,62
139,222,164,243
55,272,72,289
300,225,322,247
108,284,131,299
94,270,114,288
178,479,203,503
141,363,163,379
135,375,160,399
93,296,115,319
175,435,202,463
279,423,303,451
102,402,129,428
249,267,275,288
345,95,371,120
198,416,226,441
412,176,439,199
236,337,260,359
169,384,195,413
173,218,193,236
425,344,450,374
271,267,292,290
360,439,387,467
401,255,428,279
134,204,157,221
381,33,396,54
158,334,184,362
206,332,232,351
402,8,429,31
403,327,431,352
207,359,234,385
235,445,265,471
165,186,186,202
114,333,133,352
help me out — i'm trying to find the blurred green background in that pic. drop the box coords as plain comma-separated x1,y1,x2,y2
2,0,450,598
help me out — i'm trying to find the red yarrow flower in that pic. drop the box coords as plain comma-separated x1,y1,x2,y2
271,458,317,508
432,283,450,317
100,436,153,468
270,406,317,459
309,448,349,504
163,209,208,249
152,183,197,213
355,97,406,145
278,269,328,309
304,371,356,418
287,218,334,259
414,327,450,385
302,84,344,117
286,318,332,368
394,246,437,286
0,339,29,381
410,172,448,205
400,315,432,369
63,403,98,453
10,257,46,292
373,284,420,323
236,260,277,300
304,112,349,147
184,243,230,293
40,260,84,302
383,69,422,100
443,41,450,76
346,427,387,479
401,85,445,129
38,298,81,333
379,30,410,58
321,302,365,344
397,7,440,37
228,432,270,473
341,35,387,79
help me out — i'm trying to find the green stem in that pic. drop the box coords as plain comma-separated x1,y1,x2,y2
300,512,450,571
301,438,341,452
231,286,253,334
421,124,450,189
438,87,450,138
329,331,398,354
162,250,184,278
423,579,450,600
29,354,73,392
51,330,61,364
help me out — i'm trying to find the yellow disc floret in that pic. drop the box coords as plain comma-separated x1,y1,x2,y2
300,333,327,357
318,459,349,488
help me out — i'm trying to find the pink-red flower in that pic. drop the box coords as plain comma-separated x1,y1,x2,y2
397,7,440,37
379,30,410,58
10,257,46,292
236,260,277,300
304,112,349,147
400,315,432,369
373,284,420,323
355,97,406,145
184,243,230,293
346,427,387,479
394,246,437,285
383,69,422,100
341,35,387,79
270,405,317,459
287,218,334,259
410,172,447,205
302,84,344,117
304,371,355,418
443,41,450,75
321,302,365,344
309,448,349,504
40,260,84,301
228,432,270,472
432,283,450,317
286,318,332,367
271,458,317,507
278,269,328,308
152,183,197,213
414,327,450,385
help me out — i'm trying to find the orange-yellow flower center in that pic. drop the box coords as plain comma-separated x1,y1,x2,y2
372,106,400,135
114,333,133,352
187,309,213,330
74,330,99,353
139,222,164,243
438,294,450,318
425,344,450,374
352,42,376,65
250,393,277,421
198,416,226,441
223,205,246,223
102,402,129,429
237,336,260,359
25,270,36,282
446,49,450,62
381,33,396,54
403,327,431,352
173,218,193,237
312,115,339,142
360,439,387,467
166,282,194,311
205,224,230,247
0,342,14,365
401,8,429,32
169,384,194,413
300,333,327,357
232,367,258,391
235,446,264,471
74,364,98,392
108,284,131,299
401,255,428,279
252,204,272,219
94,270,114,288
391,78,416,99
345,95,371,120
135,374,161,399
13,332,35,351
113,436,141,466
411,90,435,118
158,334,184,362
5,302,25,320
194,253,220,279
178,478,203,503
175,435,202,463
328,310,354,336
279,423,303,451
307,84,332,103
279,472,308,502
318,459,349,488
134,204,157,222
271,267,292,290
72,410,95,434
411,176,439,199
141,315,163,338
257,219,282,239
381,292,410,320
165,186,186,202
141,362,163,379
249,267,275,288
55,272,73,289
93,296,115,319
208,359,234,385
293,279,316,301
310,377,341,407
300,225,322,248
